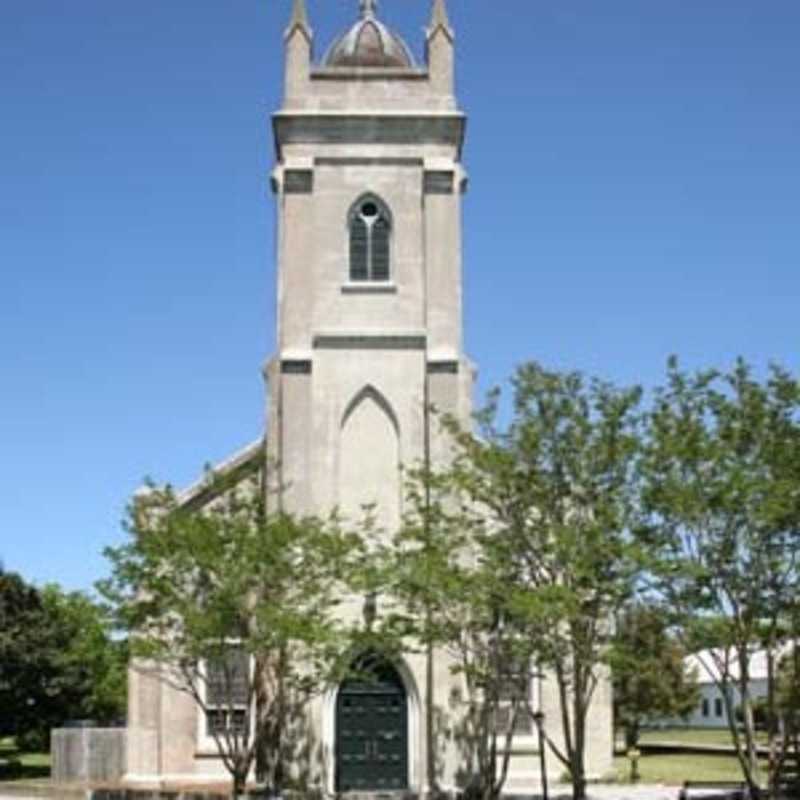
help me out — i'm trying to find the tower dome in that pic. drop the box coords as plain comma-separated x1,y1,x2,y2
323,0,415,69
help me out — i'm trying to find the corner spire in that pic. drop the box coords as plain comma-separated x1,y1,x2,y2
285,0,312,41
291,0,308,26
427,0,453,40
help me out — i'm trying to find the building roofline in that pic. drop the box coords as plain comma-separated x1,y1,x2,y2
173,438,265,510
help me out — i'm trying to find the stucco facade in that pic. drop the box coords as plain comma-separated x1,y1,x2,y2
124,0,613,792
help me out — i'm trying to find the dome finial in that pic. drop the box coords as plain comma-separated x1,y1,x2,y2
360,0,378,18
324,0,414,69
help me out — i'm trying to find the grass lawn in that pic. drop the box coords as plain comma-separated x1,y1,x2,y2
612,752,756,785
637,727,768,747
0,737,51,782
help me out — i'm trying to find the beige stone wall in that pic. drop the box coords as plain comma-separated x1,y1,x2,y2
52,728,127,784
125,660,160,780
301,70,456,113
538,667,614,784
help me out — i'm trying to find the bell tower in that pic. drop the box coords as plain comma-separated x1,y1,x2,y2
266,0,472,533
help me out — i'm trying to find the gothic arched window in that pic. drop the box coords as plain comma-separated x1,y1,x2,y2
349,196,391,282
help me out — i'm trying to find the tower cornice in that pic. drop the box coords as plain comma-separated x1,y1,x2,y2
272,111,466,160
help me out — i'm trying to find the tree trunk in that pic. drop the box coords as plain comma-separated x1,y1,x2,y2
766,646,778,800
570,701,587,800
571,658,588,800
570,753,586,800
738,656,762,794
625,719,640,750
426,637,437,796
254,654,268,784
232,768,248,800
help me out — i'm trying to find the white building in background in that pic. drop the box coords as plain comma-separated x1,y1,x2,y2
654,648,788,730
124,0,614,792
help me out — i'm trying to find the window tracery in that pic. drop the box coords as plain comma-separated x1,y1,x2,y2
349,196,391,282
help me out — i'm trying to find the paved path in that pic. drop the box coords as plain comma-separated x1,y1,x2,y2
0,795,59,800
0,785,86,800
511,786,710,800
0,786,699,800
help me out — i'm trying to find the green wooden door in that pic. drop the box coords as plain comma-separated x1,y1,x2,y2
336,657,408,792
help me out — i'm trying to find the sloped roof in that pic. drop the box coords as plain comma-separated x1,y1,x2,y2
174,438,265,511
687,644,794,684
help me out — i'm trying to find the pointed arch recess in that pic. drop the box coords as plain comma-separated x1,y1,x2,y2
341,384,400,437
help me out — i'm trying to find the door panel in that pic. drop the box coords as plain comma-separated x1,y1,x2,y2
336,684,408,791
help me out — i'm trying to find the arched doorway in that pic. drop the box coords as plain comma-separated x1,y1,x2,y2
335,652,408,792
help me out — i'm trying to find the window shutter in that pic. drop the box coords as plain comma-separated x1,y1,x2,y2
350,217,369,280
371,217,390,281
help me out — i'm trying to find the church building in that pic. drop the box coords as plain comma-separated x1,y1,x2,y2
124,0,613,792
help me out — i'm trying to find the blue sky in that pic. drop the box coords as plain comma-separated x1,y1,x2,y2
1,0,798,593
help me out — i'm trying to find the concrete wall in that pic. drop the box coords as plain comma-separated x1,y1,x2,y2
52,728,127,784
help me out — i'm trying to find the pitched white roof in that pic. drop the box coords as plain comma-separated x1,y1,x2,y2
134,438,265,509
175,438,265,507
687,644,793,684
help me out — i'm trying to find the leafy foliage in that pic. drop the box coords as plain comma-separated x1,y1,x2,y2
0,569,56,745
0,569,126,750
391,362,642,800
638,357,800,795
40,585,127,725
610,603,699,750
390,463,538,800
101,476,361,797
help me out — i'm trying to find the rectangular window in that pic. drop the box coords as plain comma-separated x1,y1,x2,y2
204,648,250,737
702,698,709,717
494,660,533,735
493,704,533,735
715,697,723,718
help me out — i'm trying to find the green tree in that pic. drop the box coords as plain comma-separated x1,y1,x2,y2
0,569,55,745
0,571,124,749
610,604,699,754
639,357,800,798
390,466,540,800
393,363,641,800
40,585,127,724
101,476,360,799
